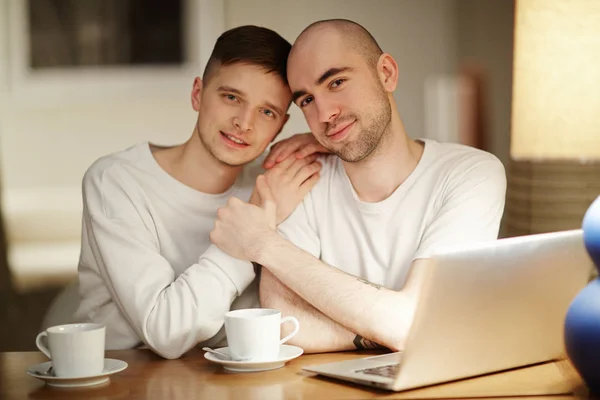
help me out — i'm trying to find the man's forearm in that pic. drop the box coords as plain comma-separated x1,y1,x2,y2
260,268,357,353
256,235,422,351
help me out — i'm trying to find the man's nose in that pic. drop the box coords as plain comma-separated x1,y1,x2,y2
233,107,255,132
315,98,340,124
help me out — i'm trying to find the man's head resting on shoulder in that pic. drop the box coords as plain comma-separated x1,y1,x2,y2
192,25,292,167
288,19,400,163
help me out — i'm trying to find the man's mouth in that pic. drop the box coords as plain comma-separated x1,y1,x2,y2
220,131,249,146
327,120,355,141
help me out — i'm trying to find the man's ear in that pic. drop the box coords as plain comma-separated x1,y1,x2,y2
377,53,399,93
272,114,291,142
191,77,203,111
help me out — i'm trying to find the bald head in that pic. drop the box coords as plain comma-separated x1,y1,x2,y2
292,19,383,69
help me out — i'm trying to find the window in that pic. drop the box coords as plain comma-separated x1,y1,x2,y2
5,0,224,102
28,0,184,69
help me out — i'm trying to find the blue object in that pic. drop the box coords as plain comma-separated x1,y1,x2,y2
565,195,600,393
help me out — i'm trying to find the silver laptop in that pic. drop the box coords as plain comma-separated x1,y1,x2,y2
303,229,592,392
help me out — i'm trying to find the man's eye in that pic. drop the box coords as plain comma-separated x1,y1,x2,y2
300,96,313,108
263,109,274,117
225,94,238,102
331,79,345,88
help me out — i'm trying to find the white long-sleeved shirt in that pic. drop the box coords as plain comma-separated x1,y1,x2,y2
72,143,260,359
278,139,507,289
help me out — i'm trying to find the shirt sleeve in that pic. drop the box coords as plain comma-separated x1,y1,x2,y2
82,169,255,360
413,157,507,260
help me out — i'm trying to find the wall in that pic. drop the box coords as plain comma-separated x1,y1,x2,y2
455,0,515,165
0,0,224,190
1,98,195,188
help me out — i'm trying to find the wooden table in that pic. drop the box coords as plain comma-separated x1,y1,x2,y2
0,348,592,399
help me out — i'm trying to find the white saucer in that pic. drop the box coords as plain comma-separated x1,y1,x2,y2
204,345,303,372
27,358,128,388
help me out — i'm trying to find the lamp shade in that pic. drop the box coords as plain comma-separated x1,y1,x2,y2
511,0,600,161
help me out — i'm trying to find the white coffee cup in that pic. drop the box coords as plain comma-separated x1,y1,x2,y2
224,308,299,361
35,323,106,377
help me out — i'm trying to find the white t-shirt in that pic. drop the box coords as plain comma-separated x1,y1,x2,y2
278,139,507,290
72,143,259,358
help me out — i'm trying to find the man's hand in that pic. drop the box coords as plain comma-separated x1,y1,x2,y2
251,154,321,225
263,133,330,169
210,176,278,261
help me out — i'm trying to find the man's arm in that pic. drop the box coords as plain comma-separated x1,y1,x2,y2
257,240,429,351
80,166,259,360
211,177,430,351
259,197,365,352
84,211,254,360
260,268,358,353
258,187,404,352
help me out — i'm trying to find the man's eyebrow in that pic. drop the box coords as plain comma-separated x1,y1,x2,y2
265,101,284,116
219,86,283,115
292,90,308,104
316,67,353,85
292,67,354,104
217,86,245,96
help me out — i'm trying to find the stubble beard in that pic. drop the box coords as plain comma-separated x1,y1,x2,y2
331,98,392,163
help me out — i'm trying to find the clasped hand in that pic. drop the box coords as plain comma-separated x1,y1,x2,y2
210,175,276,261
210,132,326,261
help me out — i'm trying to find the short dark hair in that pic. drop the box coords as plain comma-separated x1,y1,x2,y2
203,25,291,85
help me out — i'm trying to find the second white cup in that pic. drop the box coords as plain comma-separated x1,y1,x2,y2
224,308,300,361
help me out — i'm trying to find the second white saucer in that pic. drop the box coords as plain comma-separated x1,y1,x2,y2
26,358,128,388
204,344,303,372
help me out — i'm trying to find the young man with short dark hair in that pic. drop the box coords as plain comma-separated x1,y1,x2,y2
44,25,321,359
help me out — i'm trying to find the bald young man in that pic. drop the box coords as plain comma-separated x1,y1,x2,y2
210,19,506,353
